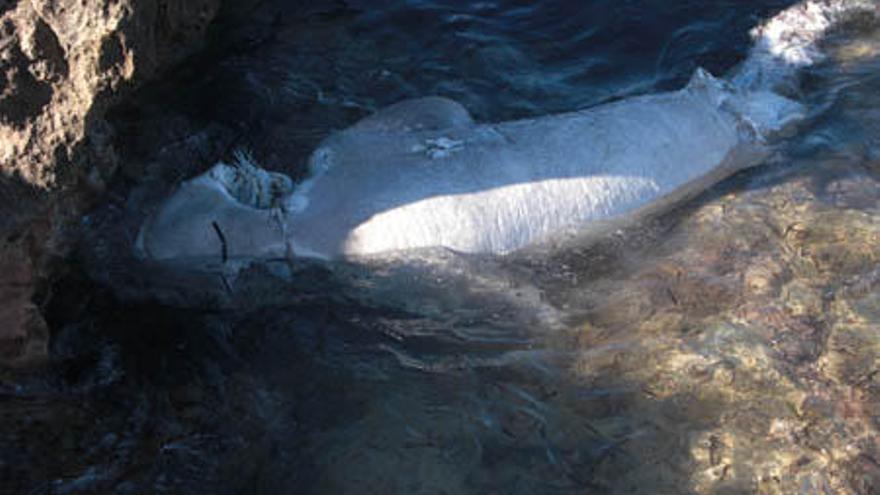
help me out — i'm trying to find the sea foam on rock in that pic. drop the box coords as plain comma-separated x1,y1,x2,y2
137,69,804,264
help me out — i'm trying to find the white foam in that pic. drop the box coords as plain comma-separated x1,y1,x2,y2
341,175,662,255
138,67,810,263
285,71,797,258
210,150,294,210
732,0,878,91
141,0,880,264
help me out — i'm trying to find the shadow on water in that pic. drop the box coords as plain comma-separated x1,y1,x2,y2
10,162,880,493
19,0,880,494
3,267,729,493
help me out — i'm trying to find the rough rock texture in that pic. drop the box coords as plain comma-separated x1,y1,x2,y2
0,211,50,366
5,2,880,492
0,0,221,366
1,0,220,186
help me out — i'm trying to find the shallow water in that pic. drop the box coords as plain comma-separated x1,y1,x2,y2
6,1,880,493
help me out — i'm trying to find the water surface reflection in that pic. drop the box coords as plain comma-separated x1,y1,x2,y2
9,1,880,493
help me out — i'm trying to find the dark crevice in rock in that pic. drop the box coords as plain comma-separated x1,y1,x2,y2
0,43,52,127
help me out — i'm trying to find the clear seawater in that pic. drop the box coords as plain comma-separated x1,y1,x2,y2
6,1,880,493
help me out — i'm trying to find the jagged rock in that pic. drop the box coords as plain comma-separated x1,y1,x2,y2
1,0,220,186
0,0,222,366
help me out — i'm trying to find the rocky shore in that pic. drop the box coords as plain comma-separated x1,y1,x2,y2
0,0,240,366
4,1,880,493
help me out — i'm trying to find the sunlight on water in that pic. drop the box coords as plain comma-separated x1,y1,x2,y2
9,1,880,494
288,7,880,494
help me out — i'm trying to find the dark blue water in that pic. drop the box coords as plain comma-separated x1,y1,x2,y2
180,0,794,175
10,1,880,494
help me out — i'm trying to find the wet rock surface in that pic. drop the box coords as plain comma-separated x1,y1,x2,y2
20,138,880,492
545,161,880,493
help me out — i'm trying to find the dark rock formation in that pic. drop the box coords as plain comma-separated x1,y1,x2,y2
0,0,222,366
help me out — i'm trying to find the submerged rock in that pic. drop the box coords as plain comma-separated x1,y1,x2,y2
136,70,804,263
8,0,880,493
551,161,880,493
